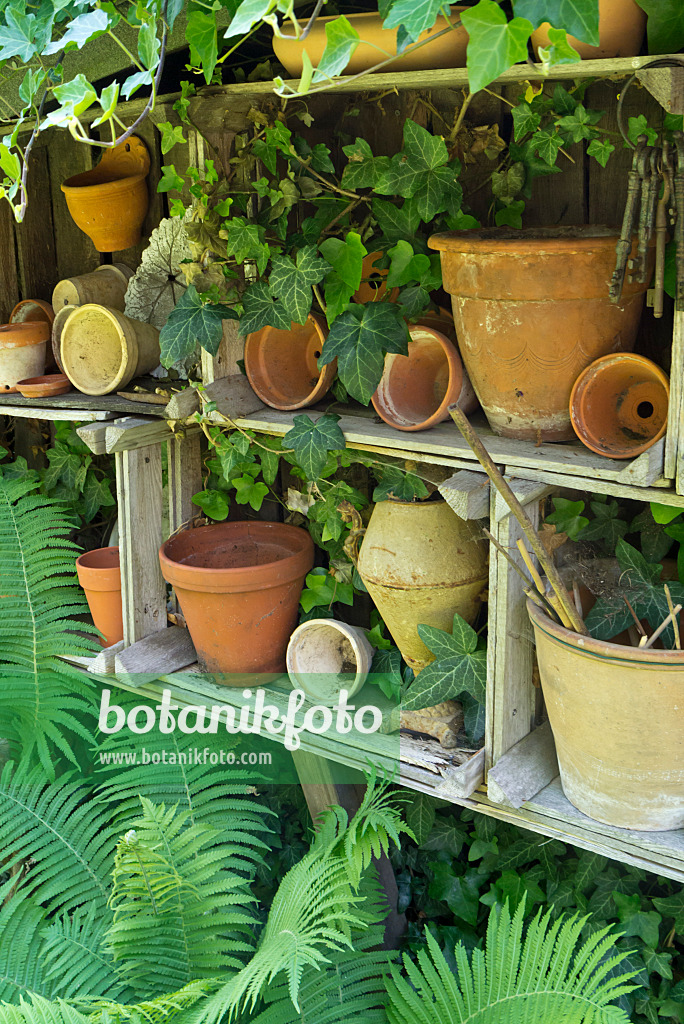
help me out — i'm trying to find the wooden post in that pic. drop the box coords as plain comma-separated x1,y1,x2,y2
115,444,166,646
291,749,407,949
167,432,203,536
201,318,244,385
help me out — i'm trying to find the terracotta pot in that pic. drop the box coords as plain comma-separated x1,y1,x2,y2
51,304,77,373
76,546,124,648
0,322,49,393
159,521,314,677
61,137,150,253
52,264,133,311
273,9,469,77
9,299,55,328
353,251,399,305
528,599,684,831
244,314,335,410
61,304,160,396
531,0,646,60
16,373,71,398
286,618,374,705
357,499,487,673
372,323,478,431
429,227,653,441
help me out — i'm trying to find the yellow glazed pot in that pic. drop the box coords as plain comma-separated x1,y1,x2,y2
528,599,684,831
61,304,160,396
357,499,488,672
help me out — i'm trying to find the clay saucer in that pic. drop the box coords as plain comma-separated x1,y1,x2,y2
16,374,72,398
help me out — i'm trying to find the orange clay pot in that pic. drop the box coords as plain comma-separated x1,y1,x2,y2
244,313,336,411
16,373,71,398
353,251,399,305
61,137,150,253
272,9,469,77
531,0,646,60
429,227,653,442
159,522,315,677
0,322,49,393
75,546,124,648
372,322,478,431
10,300,56,369
570,353,669,459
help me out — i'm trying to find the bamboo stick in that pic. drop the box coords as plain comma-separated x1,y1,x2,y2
641,604,683,650
449,406,589,635
516,538,574,630
483,528,562,622
665,584,681,650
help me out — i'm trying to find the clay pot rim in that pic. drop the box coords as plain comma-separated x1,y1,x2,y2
286,617,371,703
61,173,147,197
76,546,121,592
569,352,669,459
9,299,55,326
16,373,71,397
159,521,315,594
244,313,335,411
0,322,50,348
372,325,462,431
61,304,139,396
429,225,629,256
528,598,684,665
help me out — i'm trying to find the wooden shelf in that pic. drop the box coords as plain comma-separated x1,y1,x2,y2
0,392,167,422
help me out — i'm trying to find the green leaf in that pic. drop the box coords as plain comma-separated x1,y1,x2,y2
43,442,89,492
284,413,346,480
628,114,658,147
532,128,565,165
587,138,615,167
251,120,292,176
405,794,437,846
231,475,269,511
651,502,683,525
382,0,445,39
461,1,533,95
81,472,115,523
643,948,673,980
495,869,545,909
341,138,391,189
574,851,608,892
157,164,184,193
652,892,684,933
633,0,684,54
375,119,462,221
225,0,275,38
403,612,486,711
422,818,467,855
137,20,160,70
268,246,329,325
160,286,237,367
318,302,409,404
513,0,599,42
238,281,291,336
535,26,582,65
300,568,354,612
495,200,525,228
420,613,478,659
50,74,98,120
312,15,360,81
221,217,270,274
319,232,367,291
558,103,604,142
429,863,483,925
192,489,230,520
613,892,662,948
372,198,421,243
187,9,218,83
546,496,588,540
0,5,41,62
44,9,108,53
512,101,542,141
386,240,430,288
372,464,428,502
156,121,186,155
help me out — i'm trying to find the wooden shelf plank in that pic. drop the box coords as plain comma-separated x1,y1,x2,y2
0,392,167,422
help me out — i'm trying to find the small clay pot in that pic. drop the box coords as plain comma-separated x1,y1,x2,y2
0,322,49,393
52,264,133,311
16,373,71,398
61,138,150,253
372,323,478,431
273,9,469,76
570,353,669,459
244,313,336,410
76,546,124,648
286,618,375,705
353,251,399,305
61,304,161,396
51,304,77,373
159,521,314,677
10,299,55,328
531,0,646,60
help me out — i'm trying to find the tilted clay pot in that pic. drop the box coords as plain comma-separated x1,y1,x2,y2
61,304,160,396
356,499,488,673
529,599,684,831
61,137,150,252
531,0,646,60
570,352,669,459
10,299,55,328
76,546,124,648
159,521,314,677
244,314,336,410
429,227,653,441
353,251,399,305
0,322,49,392
286,618,375,705
51,304,77,373
273,9,469,77
52,264,133,311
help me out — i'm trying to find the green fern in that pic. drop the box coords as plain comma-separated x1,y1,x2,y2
0,884,52,1004
41,906,132,1002
0,995,89,1024
105,799,258,999
77,979,211,1024
386,899,639,1024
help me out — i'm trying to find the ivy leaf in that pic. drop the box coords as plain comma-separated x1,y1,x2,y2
341,138,391,189
375,119,462,221
300,568,354,613
633,0,684,55
577,500,627,551
49,74,98,121
613,892,662,949
574,851,608,892
192,489,230,520
386,240,431,288
627,114,658,147
43,442,89,492
156,122,186,156
421,818,467,855
0,5,41,62
405,793,437,846
461,2,533,95
160,285,237,367
268,246,329,325
121,69,153,101
319,231,367,291
512,101,541,141
651,502,683,525
402,612,487,711
372,198,421,243
372,465,428,502
512,0,599,42
428,864,483,926
652,892,684,933
370,646,403,702
221,217,271,274
557,103,604,142
81,472,115,523
631,508,675,564
312,15,360,81
546,496,588,541
187,9,218,83
318,302,409,404
535,26,582,66
225,0,275,38
495,200,525,228
643,948,673,980
284,413,346,480
43,9,108,53
382,0,445,39
232,475,269,511
587,138,615,167
238,281,291,336
157,164,184,193
251,120,292,176
137,21,160,70
532,128,565,166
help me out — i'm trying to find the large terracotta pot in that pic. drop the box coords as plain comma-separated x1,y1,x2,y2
372,322,477,431
531,0,646,60
429,227,652,441
61,304,160,396
76,546,124,648
61,138,150,252
244,314,335,410
0,322,49,392
273,9,469,77
357,499,487,673
159,521,314,677
286,618,374,705
570,352,669,458
528,600,684,831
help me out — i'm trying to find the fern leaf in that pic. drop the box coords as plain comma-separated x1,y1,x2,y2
77,979,211,1024
0,996,89,1024
41,905,132,1001
0,883,52,1004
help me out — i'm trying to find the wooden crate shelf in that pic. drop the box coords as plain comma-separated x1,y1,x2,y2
0,392,168,422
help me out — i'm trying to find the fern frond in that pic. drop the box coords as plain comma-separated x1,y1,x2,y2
41,905,132,1001
386,899,639,1024
340,768,412,884
77,979,211,1024
0,759,116,916
0,883,52,1004
0,995,89,1024
105,799,258,999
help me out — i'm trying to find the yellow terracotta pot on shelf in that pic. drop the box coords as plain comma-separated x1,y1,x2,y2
61,304,160,396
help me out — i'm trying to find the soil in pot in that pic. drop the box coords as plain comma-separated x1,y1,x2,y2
528,599,684,831
159,521,314,677
286,618,374,705
429,226,653,442
61,304,160,396
0,322,49,392
76,546,123,648
244,314,335,410
531,0,646,60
